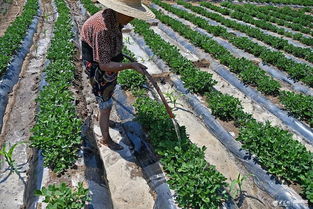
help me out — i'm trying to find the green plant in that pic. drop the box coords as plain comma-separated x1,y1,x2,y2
0,0,38,75
165,91,182,110
229,174,249,200
117,69,146,90
134,96,228,208
35,182,90,209
279,91,313,127
205,91,243,121
0,141,26,175
30,0,82,174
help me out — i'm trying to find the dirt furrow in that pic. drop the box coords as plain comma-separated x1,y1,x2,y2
66,1,157,208
0,0,56,207
0,0,25,37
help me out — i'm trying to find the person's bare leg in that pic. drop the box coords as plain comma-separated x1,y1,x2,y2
99,107,123,150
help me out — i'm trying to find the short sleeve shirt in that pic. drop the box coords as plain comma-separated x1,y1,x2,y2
81,9,123,64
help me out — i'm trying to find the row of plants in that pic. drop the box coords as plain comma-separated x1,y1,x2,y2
250,4,313,28
30,0,82,174
154,0,313,128
173,1,313,82
0,0,38,75
26,0,90,208
155,0,280,96
221,2,313,36
194,1,313,63
80,0,229,208
204,2,313,46
161,0,313,87
264,4,313,23
235,0,313,6
130,15,313,203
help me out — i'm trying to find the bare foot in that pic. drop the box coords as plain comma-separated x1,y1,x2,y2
100,139,123,150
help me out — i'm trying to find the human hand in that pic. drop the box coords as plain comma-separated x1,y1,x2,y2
130,62,147,74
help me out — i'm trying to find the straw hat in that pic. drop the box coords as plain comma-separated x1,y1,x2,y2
97,0,156,20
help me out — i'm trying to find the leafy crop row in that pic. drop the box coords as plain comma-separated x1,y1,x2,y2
154,0,313,128
179,1,313,63
131,13,313,203
160,0,313,127
236,3,313,28
81,0,99,15
264,4,313,24
155,0,281,96
134,96,228,208
117,48,146,91
80,0,229,208
236,0,313,6
206,2,313,46
154,1,313,108
221,2,313,36
171,1,313,87
30,0,82,174
0,0,38,75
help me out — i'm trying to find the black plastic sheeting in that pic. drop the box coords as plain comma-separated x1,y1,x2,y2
151,4,313,145
167,4,313,68
113,85,177,209
170,75,309,209
0,7,41,131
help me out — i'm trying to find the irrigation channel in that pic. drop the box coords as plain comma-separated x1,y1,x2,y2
0,0,312,208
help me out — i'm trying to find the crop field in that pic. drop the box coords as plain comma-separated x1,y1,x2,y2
0,0,312,208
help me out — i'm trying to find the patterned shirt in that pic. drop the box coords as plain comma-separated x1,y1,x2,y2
81,9,123,64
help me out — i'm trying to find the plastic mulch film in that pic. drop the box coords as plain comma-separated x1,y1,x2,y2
129,26,310,208
0,4,41,131
162,4,313,68
157,20,313,96
114,86,178,209
150,5,313,144
170,75,310,209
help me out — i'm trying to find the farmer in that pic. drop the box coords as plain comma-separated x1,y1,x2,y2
81,0,155,150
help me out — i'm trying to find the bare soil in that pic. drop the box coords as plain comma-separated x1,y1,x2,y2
0,0,55,207
0,0,24,37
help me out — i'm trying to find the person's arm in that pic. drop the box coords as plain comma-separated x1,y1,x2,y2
99,61,148,74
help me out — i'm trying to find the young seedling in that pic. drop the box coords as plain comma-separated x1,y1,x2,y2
0,141,26,175
165,91,182,110
229,173,249,200
124,37,133,45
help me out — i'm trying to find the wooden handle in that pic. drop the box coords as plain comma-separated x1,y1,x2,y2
144,71,175,119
